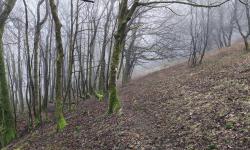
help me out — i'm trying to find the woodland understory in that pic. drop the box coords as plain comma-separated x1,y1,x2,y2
0,0,250,148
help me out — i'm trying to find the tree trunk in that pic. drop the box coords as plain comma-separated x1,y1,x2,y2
23,0,34,128
108,0,138,114
122,28,137,85
33,0,48,124
0,0,17,147
244,37,249,51
49,0,67,131
17,22,24,113
99,0,115,94
65,0,80,110
42,24,51,112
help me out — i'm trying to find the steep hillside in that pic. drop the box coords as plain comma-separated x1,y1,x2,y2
6,43,250,149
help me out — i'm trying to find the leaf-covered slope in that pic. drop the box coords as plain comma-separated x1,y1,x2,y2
6,43,250,149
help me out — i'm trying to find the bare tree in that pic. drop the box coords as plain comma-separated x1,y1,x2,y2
99,0,115,97
33,0,49,124
108,0,229,114
235,0,250,51
189,5,211,67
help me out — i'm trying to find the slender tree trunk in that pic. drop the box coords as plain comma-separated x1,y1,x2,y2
199,8,210,64
244,37,249,51
33,0,48,124
22,0,35,127
122,29,136,85
106,23,116,92
10,54,17,130
17,23,24,113
235,0,250,52
117,43,125,80
42,24,51,113
49,0,67,131
99,0,115,95
65,0,80,110
88,21,98,95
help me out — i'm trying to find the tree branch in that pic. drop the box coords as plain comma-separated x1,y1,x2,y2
81,0,94,3
138,0,231,8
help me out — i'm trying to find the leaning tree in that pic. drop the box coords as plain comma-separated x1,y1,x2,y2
108,0,230,114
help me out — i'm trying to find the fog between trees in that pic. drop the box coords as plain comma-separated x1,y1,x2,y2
0,0,249,147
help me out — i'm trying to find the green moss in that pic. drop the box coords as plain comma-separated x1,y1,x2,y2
0,1,18,147
75,126,81,133
95,91,104,102
0,39,16,147
207,144,217,150
225,122,235,130
108,87,121,114
0,126,4,134
34,117,40,127
57,116,67,132
0,126,16,148
3,128,16,145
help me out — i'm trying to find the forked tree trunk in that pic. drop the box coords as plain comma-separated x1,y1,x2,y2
33,0,48,124
108,0,138,114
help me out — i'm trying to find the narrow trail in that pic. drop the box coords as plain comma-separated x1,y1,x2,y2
7,44,250,149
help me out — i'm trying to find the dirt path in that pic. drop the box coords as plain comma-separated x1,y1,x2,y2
6,44,250,149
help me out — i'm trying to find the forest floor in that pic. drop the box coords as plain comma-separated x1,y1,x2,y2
5,43,250,150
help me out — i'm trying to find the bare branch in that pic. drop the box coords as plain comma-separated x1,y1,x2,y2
81,0,94,3
139,0,231,8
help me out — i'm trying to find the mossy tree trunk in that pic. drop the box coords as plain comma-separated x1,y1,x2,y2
49,0,67,131
108,0,139,114
0,0,17,147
